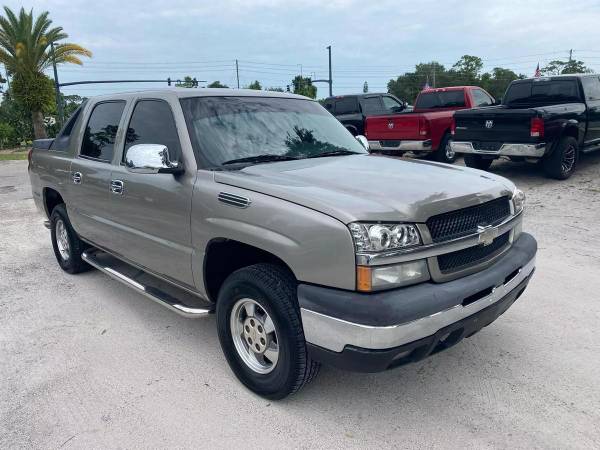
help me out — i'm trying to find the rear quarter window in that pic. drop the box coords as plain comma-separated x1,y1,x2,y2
334,97,359,115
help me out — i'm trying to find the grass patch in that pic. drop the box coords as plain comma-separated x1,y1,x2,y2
0,152,28,161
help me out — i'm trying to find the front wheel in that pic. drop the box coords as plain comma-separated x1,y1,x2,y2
464,154,494,171
216,264,320,399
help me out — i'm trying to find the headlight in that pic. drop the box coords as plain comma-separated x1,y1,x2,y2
348,222,421,253
512,188,525,214
357,260,430,291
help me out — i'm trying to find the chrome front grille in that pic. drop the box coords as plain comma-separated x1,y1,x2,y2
426,197,511,243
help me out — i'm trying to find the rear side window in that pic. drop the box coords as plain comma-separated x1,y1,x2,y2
53,106,84,151
415,91,466,108
472,89,494,107
504,79,581,106
334,97,359,114
360,96,383,115
124,100,182,162
80,101,126,161
581,76,600,101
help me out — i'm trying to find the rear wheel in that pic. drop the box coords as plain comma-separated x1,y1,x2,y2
50,204,90,274
434,134,457,164
216,264,320,399
464,154,494,171
543,136,578,180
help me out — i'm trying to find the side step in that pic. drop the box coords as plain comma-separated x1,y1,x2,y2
82,248,213,318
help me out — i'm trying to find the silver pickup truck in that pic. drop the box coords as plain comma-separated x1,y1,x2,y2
28,89,537,399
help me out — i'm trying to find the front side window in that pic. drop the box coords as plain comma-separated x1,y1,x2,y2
180,96,367,168
124,100,182,162
381,96,403,111
415,90,466,109
80,101,126,161
472,89,494,107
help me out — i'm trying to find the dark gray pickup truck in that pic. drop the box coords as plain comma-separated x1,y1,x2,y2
451,74,600,179
28,89,537,399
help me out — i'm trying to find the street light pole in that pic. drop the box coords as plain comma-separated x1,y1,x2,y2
326,45,332,96
50,42,64,125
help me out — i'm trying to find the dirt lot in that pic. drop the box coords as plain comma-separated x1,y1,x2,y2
1,156,599,449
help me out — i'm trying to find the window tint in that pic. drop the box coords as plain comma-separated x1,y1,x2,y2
80,101,125,161
581,76,600,101
360,97,383,115
334,97,359,114
53,106,84,151
472,89,494,107
415,90,466,108
124,100,182,161
381,96,403,111
504,79,581,106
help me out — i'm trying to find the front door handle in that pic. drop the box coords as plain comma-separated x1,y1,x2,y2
110,179,124,195
72,172,82,184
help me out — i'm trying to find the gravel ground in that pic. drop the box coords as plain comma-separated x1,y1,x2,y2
1,156,599,449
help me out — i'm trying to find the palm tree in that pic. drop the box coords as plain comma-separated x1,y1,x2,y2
0,7,91,138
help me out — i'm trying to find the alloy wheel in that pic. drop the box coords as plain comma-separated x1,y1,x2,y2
230,298,279,374
561,144,576,174
55,219,70,261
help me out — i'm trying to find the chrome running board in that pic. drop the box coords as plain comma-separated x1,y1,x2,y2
82,248,213,318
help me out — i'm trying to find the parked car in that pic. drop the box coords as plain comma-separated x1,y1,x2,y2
451,74,600,179
365,86,496,163
29,89,537,399
323,93,409,136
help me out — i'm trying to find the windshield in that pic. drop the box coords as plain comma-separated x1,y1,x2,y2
504,79,582,106
415,90,465,109
180,96,367,168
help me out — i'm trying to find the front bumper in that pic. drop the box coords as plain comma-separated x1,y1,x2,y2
299,232,537,372
368,139,432,152
450,141,546,158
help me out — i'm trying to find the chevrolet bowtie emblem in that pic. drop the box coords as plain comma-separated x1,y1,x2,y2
477,224,498,246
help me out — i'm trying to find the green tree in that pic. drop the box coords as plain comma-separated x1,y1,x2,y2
207,80,229,88
542,59,592,75
387,61,447,103
266,87,284,92
0,121,14,148
291,75,316,99
175,76,197,88
246,80,262,90
0,91,32,145
0,7,92,138
480,67,522,99
451,55,483,83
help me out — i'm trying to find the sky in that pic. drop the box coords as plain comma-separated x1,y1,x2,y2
4,0,600,100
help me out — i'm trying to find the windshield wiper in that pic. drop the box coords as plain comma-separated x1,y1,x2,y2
306,149,362,159
221,154,299,166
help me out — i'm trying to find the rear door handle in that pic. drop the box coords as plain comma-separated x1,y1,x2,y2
72,172,82,184
110,180,124,195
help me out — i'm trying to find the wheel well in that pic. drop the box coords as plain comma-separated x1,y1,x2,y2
43,188,64,218
562,125,578,141
203,239,295,302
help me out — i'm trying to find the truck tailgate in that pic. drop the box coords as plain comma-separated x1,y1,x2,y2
453,107,536,143
365,114,423,141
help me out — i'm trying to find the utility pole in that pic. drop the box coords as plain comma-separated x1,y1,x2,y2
432,65,436,88
50,42,64,125
326,45,332,96
235,59,240,89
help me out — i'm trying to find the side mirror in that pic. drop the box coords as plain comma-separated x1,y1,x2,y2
125,144,183,174
391,105,404,113
494,97,503,105
355,135,369,150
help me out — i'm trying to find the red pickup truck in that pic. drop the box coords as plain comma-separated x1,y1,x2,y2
365,86,496,163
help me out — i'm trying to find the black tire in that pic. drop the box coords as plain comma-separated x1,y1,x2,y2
543,136,578,180
464,154,494,171
50,204,90,274
216,264,320,399
433,134,457,164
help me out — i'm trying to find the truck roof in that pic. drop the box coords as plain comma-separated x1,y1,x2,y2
513,73,597,83
85,88,312,102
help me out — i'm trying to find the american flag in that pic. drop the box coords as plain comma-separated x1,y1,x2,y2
534,63,541,78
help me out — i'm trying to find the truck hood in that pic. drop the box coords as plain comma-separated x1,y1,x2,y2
214,155,515,223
